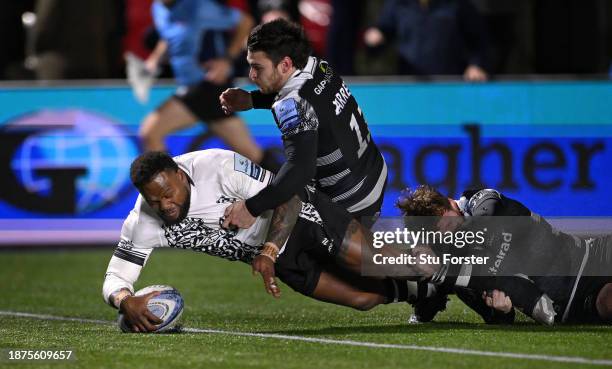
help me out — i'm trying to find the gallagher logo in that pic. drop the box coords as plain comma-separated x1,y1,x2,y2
0,109,138,214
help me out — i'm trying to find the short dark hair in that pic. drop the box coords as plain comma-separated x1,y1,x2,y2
247,19,311,69
130,151,178,190
396,185,451,217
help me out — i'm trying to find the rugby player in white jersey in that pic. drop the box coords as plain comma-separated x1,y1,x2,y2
103,150,439,332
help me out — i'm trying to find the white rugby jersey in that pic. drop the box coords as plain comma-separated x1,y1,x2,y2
102,149,275,305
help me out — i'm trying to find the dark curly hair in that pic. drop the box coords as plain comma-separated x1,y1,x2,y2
247,18,311,69
130,151,178,191
396,185,451,217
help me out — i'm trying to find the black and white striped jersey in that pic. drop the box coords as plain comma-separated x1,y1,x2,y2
271,56,387,213
453,188,588,320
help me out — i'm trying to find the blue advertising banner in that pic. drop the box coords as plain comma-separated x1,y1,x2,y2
0,81,610,244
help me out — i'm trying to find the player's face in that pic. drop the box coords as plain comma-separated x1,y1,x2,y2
436,200,464,232
436,209,463,232
247,51,285,94
142,169,191,225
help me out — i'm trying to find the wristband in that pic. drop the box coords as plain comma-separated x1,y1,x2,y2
111,289,133,310
118,293,133,311
250,90,276,109
259,242,279,263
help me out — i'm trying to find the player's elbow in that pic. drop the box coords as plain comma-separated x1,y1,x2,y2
240,11,255,30
304,162,316,183
291,161,316,188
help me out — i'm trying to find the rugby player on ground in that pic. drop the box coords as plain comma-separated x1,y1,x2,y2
102,150,427,333
219,19,387,230
398,185,612,325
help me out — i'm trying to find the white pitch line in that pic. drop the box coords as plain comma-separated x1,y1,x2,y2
2,310,611,367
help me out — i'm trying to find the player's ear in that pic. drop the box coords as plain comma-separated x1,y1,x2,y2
176,169,186,183
280,56,293,74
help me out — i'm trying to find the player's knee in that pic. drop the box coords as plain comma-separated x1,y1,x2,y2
349,294,379,311
139,114,163,149
596,283,612,321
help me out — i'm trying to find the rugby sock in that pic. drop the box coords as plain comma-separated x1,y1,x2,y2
383,279,436,303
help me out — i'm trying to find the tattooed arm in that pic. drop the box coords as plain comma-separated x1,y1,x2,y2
251,195,302,298
265,195,302,249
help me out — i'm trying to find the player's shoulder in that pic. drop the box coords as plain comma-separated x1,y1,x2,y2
174,149,233,174
176,149,262,182
460,188,502,216
462,188,502,203
276,57,318,102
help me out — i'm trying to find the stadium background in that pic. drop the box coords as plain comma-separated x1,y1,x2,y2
0,80,610,244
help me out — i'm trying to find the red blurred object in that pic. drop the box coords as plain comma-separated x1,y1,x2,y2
226,0,250,13
298,0,332,56
123,0,154,59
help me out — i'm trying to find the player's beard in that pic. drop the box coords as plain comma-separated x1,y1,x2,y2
162,189,191,226
260,69,283,94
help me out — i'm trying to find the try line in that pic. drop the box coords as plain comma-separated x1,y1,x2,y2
1,310,611,367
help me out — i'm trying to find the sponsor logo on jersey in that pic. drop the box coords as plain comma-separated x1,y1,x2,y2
489,232,512,275
319,60,328,73
234,153,264,181
333,82,352,115
275,98,300,133
314,61,333,95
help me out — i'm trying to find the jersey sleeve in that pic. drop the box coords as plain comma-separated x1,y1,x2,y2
464,188,502,216
219,152,275,200
195,1,241,30
251,90,276,109
244,131,317,216
272,97,319,139
151,2,169,33
101,196,163,306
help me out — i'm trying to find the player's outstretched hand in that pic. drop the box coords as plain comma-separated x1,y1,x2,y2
119,291,163,333
252,255,281,298
483,289,513,314
219,88,253,115
222,201,256,229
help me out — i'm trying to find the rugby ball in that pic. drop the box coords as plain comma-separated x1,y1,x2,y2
118,285,184,333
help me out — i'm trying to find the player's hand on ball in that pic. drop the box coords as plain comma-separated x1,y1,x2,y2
222,201,256,229
483,289,513,314
252,255,281,298
120,291,164,333
219,88,253,115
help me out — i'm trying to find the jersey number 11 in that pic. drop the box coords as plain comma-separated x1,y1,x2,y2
349,108,371,158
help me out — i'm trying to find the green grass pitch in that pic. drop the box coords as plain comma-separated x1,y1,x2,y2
1,249,611,369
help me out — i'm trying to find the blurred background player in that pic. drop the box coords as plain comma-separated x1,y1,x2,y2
31,0,122,80
139,0,279,172
364,0,489,81
220,19,387,230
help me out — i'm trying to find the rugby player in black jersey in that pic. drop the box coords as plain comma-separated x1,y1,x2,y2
397,185,612,325
219,19,387,230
